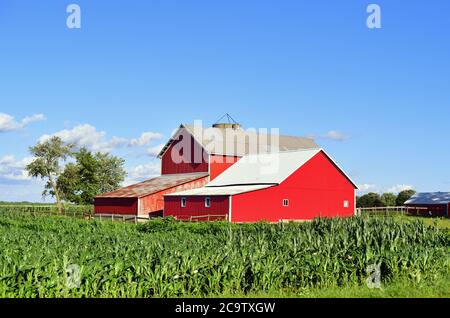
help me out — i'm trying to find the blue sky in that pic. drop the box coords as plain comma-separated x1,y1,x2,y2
1,0,449,201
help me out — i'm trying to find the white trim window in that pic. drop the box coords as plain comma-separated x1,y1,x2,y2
181,197,187,208
205,197,211,208
344,200,349,208
283,199,289,207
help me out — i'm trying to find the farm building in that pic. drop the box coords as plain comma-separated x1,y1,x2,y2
404,192,450,217
94,122,318,217
164,149,358,223
94,173,209,218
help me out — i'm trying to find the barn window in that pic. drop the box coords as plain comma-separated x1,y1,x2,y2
283,199,289,207
181,198,187,208
205,197,211,208
344,200,349,208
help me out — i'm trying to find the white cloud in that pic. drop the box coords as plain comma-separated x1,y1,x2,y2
21,114,46,126
0,113,45,132
386,184,414,194
147,143,165,157
123,162,160,186
307,130,351,142
39,125,164,154
357,183,415,195
130,132,163,147
357,183,377,193
0,155,34,181
322,130,351,141
39,124,128,153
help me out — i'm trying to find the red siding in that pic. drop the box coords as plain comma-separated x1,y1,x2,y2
209,155,241,181
405,204,448,217
231,151,356,222
139,176,209,216
164,196,229,221
161,134,208,175
94,198,138,215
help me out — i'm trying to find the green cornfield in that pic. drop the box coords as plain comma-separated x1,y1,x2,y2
0,212,448,298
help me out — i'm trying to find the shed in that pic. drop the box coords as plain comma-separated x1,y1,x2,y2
94,173,209,217
404,192,450,217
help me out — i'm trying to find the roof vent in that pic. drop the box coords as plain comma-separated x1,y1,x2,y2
212,113,241,130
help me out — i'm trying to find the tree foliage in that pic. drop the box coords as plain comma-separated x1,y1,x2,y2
380,193,397,207
26,137,74,214
396,189,416,206
356,192,383,208
57,148,126,205
357,190,417,208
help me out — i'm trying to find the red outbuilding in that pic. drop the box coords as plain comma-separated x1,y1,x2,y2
404,192,450,217
164,149,358,223
94,173,209,217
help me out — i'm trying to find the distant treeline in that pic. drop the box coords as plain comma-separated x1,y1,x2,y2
356,190,416,208
0,201,55,206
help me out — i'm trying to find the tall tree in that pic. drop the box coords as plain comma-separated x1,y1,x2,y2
26,137,73,214
357,192,383,208
58,148,126,205
396,189,416,206
380,193,397,207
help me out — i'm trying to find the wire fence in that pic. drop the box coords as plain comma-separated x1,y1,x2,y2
0,205,93,219
1,205,441,223
93,214,150,223
356,206,429,217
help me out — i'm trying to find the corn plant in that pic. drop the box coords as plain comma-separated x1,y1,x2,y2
0,213,448,298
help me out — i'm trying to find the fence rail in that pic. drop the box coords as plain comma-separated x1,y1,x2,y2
356,206,429,217
93,214,150,223
189,214,228,222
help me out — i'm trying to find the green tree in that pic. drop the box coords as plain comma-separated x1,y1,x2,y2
58,148,126,205
356,192,383,208
396,189,416,206
380,193,397,207
26,137,73,214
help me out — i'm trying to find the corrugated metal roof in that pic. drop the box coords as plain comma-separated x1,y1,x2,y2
405,192,450,205
95,173,209,199
158,124,319,158
207,149,322,186
165,184,275,196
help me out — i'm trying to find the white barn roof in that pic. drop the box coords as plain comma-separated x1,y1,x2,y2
207,149,320,187
165,184,274,196
405,192,450,205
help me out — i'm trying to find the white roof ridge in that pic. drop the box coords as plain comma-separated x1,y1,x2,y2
240,147,322,157
206,183,279,188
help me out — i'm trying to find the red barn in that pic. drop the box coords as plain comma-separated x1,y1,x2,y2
164,149,358,222
405,192,450,217
94,122,318,217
